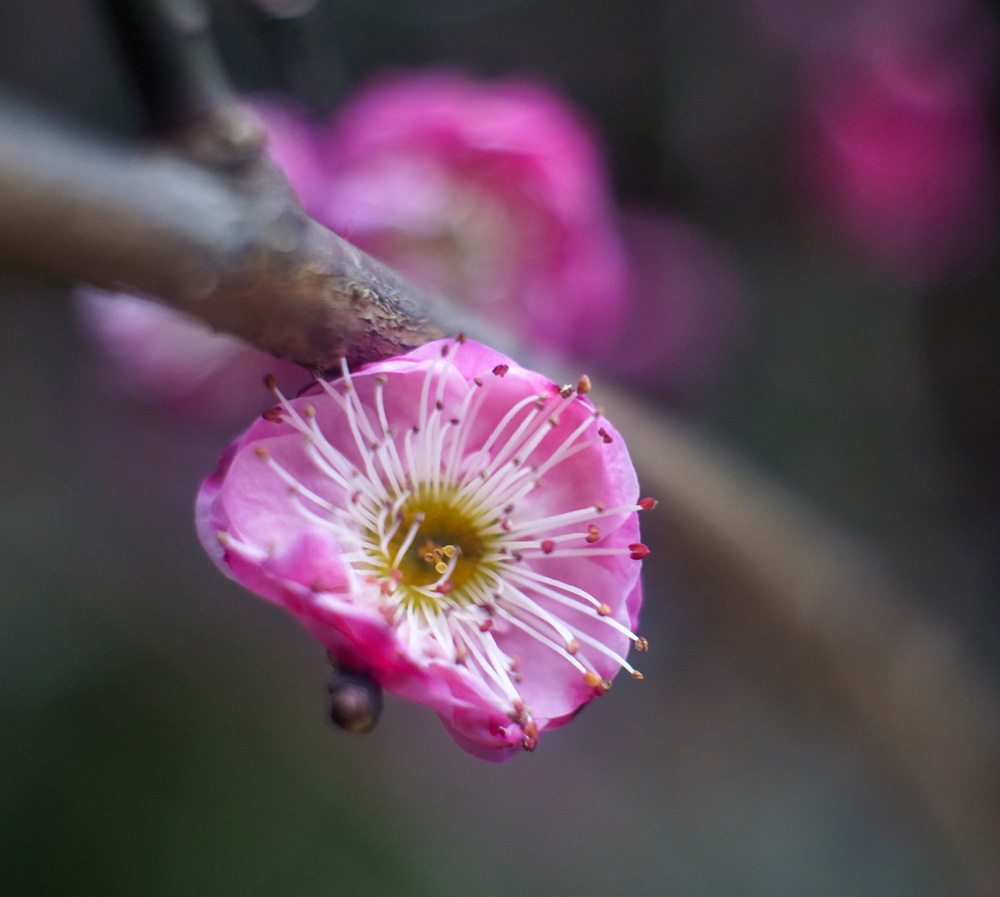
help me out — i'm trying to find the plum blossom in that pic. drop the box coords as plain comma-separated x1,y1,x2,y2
790,1,998,282
314,70,629,358
197,338,649,760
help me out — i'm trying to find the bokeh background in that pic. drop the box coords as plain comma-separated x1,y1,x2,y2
2,0,999,895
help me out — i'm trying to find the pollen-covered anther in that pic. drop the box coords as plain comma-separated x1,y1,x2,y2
541,540,556,554
254,446,270,460
303,405,316,418
639,497,658,510
577,374,592,394
586,524,600,543
216,532,230,546
566,639,580,655
630,670,644,680
635,636,649,652
629,543,651,560
521,719,539,751
597,603,612,616
598,678,613,693
559,384,574,398
583,671,602,688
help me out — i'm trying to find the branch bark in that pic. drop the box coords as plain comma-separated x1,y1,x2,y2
0,97,489,368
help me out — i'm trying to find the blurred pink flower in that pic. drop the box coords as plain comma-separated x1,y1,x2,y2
794,6,997,281
596,207,744,391
314,70,629,357
76,290,312,426
197,338,649,760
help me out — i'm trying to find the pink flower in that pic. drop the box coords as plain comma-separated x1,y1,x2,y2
597,207,745,392
314,71,629,358
794,6,997,281
197,338,649,760
76,290,312,426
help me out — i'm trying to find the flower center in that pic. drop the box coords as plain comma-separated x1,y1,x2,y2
374,494,495,613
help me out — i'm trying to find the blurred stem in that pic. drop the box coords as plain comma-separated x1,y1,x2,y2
600,385,1000,897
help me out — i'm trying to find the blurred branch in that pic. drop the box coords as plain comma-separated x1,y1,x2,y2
602,390,1000,897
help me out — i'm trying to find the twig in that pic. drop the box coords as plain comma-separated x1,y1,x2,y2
0,97,489,368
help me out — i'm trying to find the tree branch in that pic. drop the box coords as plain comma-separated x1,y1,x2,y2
0,97,492,368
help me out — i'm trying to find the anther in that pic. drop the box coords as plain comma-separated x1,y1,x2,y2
583,671,601,687
262,406,283,423
492,364,509,377
303,405,316,418
479,618,494,633
577,374,592,394
474,377,483,387
629,543,651,560
586,525,600,543
441,344,450,357
264,374,277,390
598,427,612,444
541,540,555,554
559,384,574,398
435,399,444,411
598,678,613,693
566,639,580,655
456,333,467,344
639,497,658,510
254,446,270,460
597,603,612,616
635,636,649,652
216,532,230,545
631,671,644,680
376,374,388,385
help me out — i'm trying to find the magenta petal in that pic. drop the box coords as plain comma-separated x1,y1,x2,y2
197,339,648,759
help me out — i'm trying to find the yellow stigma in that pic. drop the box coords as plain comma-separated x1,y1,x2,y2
376,494,495,612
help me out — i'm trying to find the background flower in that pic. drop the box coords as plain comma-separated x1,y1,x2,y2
314,70,629,358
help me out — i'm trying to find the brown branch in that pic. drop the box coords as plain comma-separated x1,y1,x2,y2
0,97,493,368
